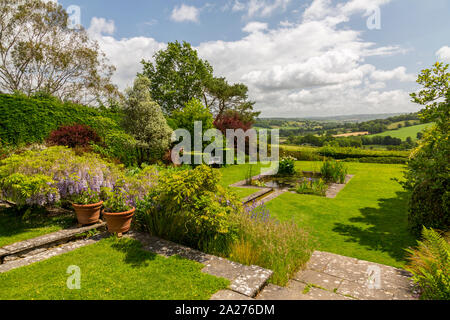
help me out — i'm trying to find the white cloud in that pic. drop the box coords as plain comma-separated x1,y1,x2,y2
88,17,115,36
369,66,415,82
242,22,268,33
170,4,200,23
232,0,246,12
229,0,291,17
436,46,450,63
89,0,418,116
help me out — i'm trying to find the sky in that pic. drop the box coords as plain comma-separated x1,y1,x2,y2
53,0,450,117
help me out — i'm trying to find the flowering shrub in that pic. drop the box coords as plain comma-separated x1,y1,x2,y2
135,165,241,252
47,124,100,148
0,146,158,207
278,156,296,175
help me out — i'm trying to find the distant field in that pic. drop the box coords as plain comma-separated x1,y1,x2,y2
368,123,433,141
386,120,420,130
333,131,369,138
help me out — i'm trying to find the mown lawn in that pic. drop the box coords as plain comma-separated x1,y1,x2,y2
0,208,75,247
219,161,417,268
0,237,229,300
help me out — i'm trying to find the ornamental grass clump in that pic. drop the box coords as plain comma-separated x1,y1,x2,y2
230,202,315,286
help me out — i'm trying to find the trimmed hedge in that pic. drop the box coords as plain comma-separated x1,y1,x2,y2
342,157,407,164
0,93,120,145
0,93,138,166
318,145,409,159
280,146,408,164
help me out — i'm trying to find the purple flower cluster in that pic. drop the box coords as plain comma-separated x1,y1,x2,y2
244,200,271,223
55,166,115,200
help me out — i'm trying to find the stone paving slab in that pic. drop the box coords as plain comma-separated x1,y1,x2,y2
210,290,254,300
126,231,273,298
0,233,106,273
294,269,343,291
296,251,417,300
305,251,331,272
0,222,106,258
336,279,394,300
242,188,273,204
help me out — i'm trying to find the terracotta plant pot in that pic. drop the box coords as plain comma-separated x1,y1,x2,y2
103,207,135,237
72,201,103,226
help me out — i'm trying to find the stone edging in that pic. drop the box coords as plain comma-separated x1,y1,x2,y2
0,222,106,264
125,231,273,298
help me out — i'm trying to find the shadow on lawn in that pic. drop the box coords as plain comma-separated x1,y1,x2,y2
0,207,75,245
110,237,157,267
332,191,417,264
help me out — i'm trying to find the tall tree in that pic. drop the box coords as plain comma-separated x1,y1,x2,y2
203,77,260,123
122,75,173,163
0,0,118,105
141,41,213,116
404,62,449,235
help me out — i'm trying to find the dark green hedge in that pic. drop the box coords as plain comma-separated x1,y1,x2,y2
0,93,139,166
341,157,407,164
0,93,122,145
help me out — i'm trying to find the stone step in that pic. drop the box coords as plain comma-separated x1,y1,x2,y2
0,222,106,263
0,233,106,273
125,231,273,298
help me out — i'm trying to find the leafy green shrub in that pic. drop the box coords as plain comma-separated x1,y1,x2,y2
135,165,242,252
278,156,296,175
231,202,314,285
406,228,450,300
320,160,348,183
90,130,139,167
102,185,134,213
294,178,327,196
403,62,449,235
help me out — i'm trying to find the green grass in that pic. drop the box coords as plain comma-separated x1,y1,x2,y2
386,120,420,130
368,123,433,141
0,208,75,247
0,237,229,300
220,161,417,268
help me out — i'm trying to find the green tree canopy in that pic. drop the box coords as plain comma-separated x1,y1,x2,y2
0,0,119,105
203,77,260,122
141,41,213,116
404,62,449,235
122,76,173,162
170,98,213,133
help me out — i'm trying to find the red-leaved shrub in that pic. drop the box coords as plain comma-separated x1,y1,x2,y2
213,111,252,134
47,124,100,148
